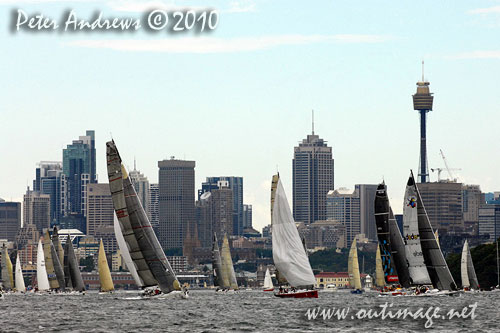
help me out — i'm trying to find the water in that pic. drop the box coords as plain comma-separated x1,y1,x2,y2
0,290,498,332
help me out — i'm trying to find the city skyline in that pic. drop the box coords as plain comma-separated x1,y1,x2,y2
2,1,500,232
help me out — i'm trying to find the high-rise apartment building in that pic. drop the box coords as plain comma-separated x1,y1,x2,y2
86,183,116,254
201,176,243,236
158,158,195,250
243,204,253,229
148,183,159,231
34,161,66,224
0,199,21,242
129,166,150,216
23,188,51,234
293,129,334,224
355,184,379,241
326,188,360,247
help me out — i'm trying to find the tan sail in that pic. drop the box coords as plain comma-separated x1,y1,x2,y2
435,230,440,247
43,230,59,289
220,234,238,290
98,239,114,292
348,239,361,290
2,245,14,289
375,244,385,288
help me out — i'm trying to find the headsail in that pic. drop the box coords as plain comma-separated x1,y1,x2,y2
15,253,26,292
212,233,227,288
1,244,14,290
220,234,238,290
113,214,143,287
107,140,179,293
36,239,50,291
43,230,59,289
411,172,457,291
403,176,432,285
348,239,362,290
388,210,410,287
375,245,385,288
98,239,114,292
65,235,85,292
374,183,399,284
263,268,274,290
461,240,479,290
271,175,315,288
50,238,66,291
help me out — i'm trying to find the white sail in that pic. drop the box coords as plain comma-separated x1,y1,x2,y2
271,177,315,287
403,180,432,285
263,268,274,290
348,239,362,290
15,253,26,292
36,239,50,291
113,214,143,287
461,240,470,288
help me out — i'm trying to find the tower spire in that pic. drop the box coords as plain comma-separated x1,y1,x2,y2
422,60,424,82
312,109,315,135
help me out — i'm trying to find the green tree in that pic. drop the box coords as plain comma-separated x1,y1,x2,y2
80,256,94,272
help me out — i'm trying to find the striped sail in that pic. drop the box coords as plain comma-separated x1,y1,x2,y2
113,215,143,287
107,140,179,294
36,239,50,291
43,230,59,289
98,239,114,292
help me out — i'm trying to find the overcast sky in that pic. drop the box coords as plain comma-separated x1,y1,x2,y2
1,0,499,231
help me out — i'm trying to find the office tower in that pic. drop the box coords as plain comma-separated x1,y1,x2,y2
418,181,464,233
86,183,116,254
196,192,214,248
33,161,66,224
293,123,334,224
462,184,484,235
62,130,96,216
479,195,500,242
148,183,159,231
412,63,434,183
23,188,50,234
211,181,233,238
243,204,253,229
355,184,379,241
326,188,360,247
0,199,21,242
201,176,243,236
129,164,150,215
158,158,195,250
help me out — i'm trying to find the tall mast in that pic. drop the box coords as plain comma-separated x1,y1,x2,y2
497,239,499,287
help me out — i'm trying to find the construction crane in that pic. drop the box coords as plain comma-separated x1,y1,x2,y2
431,149,461,182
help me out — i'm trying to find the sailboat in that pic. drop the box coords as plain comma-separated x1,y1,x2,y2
50,228,66,292
271,174,317,298
461,240,479,291
64,235,85,293
1,244,14,291
348,239,363,294
15,254,26,293
263,268,274,292
98,239,114,293
36,239,50,292
375,245,385,289
107,140,181,298
220,234,238,291
212,233,228,291
43,230,61,291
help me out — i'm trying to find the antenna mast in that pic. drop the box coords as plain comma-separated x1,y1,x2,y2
312,109,315,135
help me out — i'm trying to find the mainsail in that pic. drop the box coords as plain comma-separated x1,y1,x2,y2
64,235,85,292
348,239,362,290
15,253,26,292
375,245,385,288
461,240,479,290
374,183,399,284
388,210,410,288
212,233,227,288
403,176,432,285
98,239,114,292
63,238,73,289
412,172,457,291
113,214,143,287
263,267,274,290
51,239,66,291
107,140,179,294
271,175,315,288
43,230,59,289
36,239,50,291
52,227,64,269
1,244,14,290
220,234,238,290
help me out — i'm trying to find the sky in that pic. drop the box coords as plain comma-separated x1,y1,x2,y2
1,0,500,232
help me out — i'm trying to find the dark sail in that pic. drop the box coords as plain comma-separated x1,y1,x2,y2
64,235,85,292
388,209,410,288
50,241,66,291
212,233,225,288
63,240,73,289
411,172,457,291
374,184,399,284
107,140,179,294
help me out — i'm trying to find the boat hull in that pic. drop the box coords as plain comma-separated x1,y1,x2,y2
274,290,318,298
263,288,274,292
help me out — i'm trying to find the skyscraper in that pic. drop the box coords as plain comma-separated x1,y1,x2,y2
148,183,159,231
326,188,360,247
479,196,500,242
242,204,253,229
201,176,243,236
158,158,195,250
412,63,434,183
129,164,150,216
23,188,50,234
462,184,484,235
34,161,66,224
62,130,97,216
293,124,334,224
355,184,379,241
0,199,21,242
86,183,116,255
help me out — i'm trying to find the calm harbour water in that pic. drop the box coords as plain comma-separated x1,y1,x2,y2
0,290,498,332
